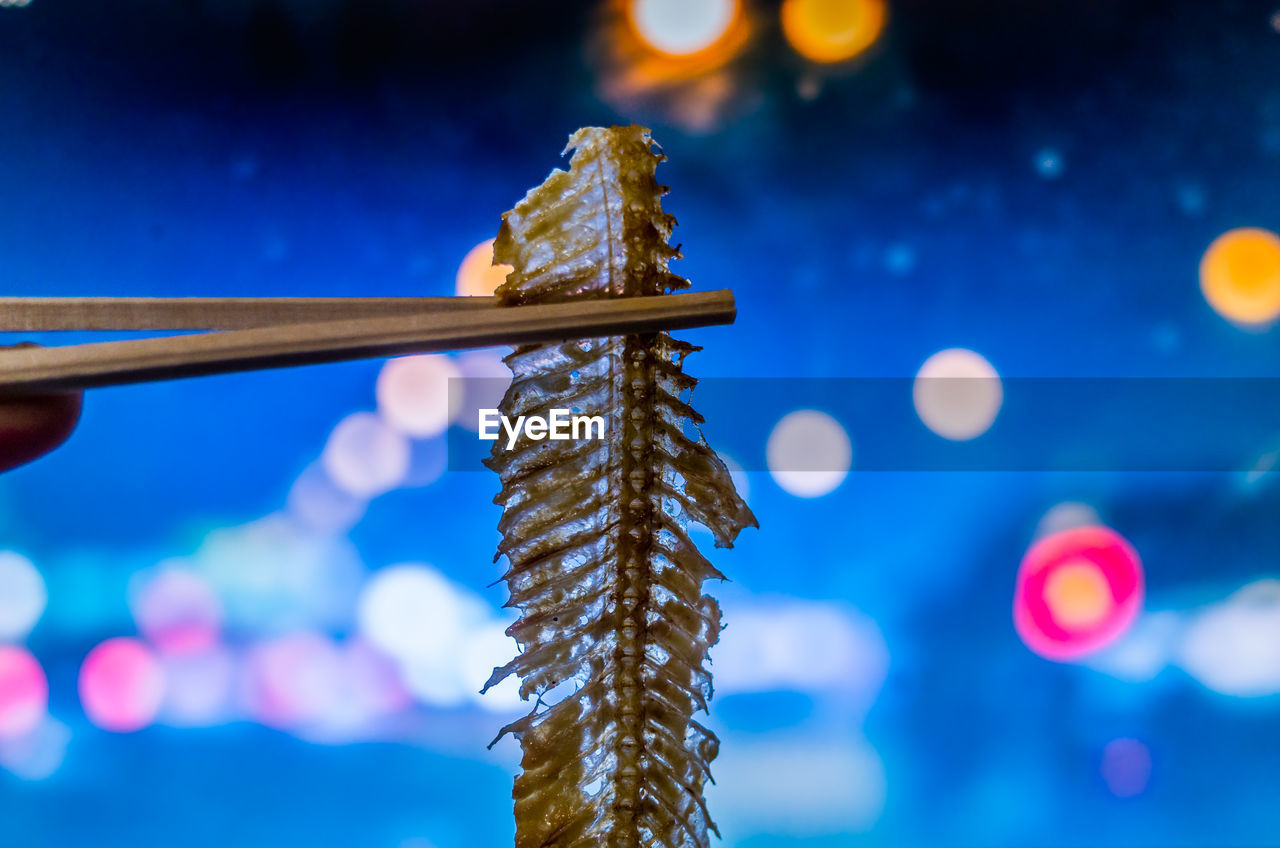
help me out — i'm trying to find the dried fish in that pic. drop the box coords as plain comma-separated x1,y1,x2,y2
483,125,756,848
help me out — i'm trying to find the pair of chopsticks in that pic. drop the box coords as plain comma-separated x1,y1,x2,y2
0,291,736,396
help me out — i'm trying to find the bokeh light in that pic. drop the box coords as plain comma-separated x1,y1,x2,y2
79,637,165,733
454,348,512,434
287,461,368,534
1014,525,1144,661
1199,227,1280,326
913,348,1002,441
192,515,364,634
712,735,886,834
455,239,512,298
1085,611,1183,683
322,412,411,497
715,602,887,711
0,716,70,781
628,0,739,56
0,551,47,642
1100,738,1152,798
1179,579,1280,696
128,567,223,654
1035,501,1101,539
781,0,886,64
0,646,47,739
767,409,852,497
376,354,462,438
242,631,342,730
240,634,411,740
158,647,236,728
594,0,752,133
460,621,523,712
357,564,487,665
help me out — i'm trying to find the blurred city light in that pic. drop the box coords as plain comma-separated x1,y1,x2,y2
1179,580,1280,696
128,567,223,654
594,0,752,132
781,0,886,64
767,409,852,497
913,348,1003,441
79,638,165,733
242,631,342,730
377,354,463,438
714,601,887,711
286,461,369,535
627,0,739,56
1199,227,1280,326
1100,738,1152,798
192,516,364,634
1014,525,1144,661
1035,501,1102,539
357,564,488,664
157,646,236,728
0,716,70,781
0,646,47,739
0,551,47,642
454,349,512,434
711,735,886,834
455,239,512,298
1085,611,1183,683
322,411,411,497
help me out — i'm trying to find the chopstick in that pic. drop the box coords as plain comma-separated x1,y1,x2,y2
0,296,495,331
0,290,736,395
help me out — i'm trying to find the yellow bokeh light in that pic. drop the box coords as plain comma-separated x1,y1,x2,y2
628,0,740,57
455,239,513,298
781,0,886,64
1199,227,1280,326
1045,561,1113,630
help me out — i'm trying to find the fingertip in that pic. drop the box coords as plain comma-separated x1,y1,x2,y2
0,392,83,472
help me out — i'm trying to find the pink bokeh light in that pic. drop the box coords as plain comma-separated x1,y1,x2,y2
131,568,223,655
1014,525,1144,661
79,638,165,733
0,646,47,740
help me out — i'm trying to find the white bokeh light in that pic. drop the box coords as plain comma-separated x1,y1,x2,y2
455,349,513,434
376,354,463,438
0,716,69,782
159,647,236,728
287,461,368,534
462,620,523,712
630,0,737,55
0,552,46,642
710,735,886,835
767,410,852,497
1179,580,1280,697
322,412,411,497
1086,611,1183,683
715,602,888,713
1035,501,1101,539
357,563,496,707
913,348,1003,441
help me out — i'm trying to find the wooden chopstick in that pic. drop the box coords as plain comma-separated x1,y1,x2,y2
0,290,736,395
0,296,494,331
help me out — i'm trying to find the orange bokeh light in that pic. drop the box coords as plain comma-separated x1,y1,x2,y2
1043,561,1113,629
781,0,887,64
1199,227,1280,326
455,239,513,298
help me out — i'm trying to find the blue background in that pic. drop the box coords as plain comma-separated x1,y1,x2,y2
3,1,1280,845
